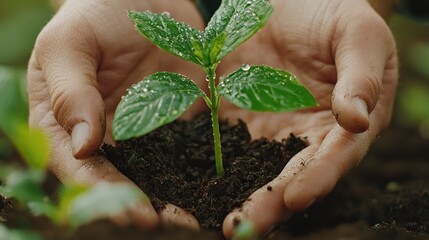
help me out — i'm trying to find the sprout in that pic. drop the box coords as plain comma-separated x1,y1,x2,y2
113,0,317,175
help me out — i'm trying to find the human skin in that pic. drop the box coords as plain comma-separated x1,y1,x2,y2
28,0,398,237
220,0,398,237
28,0,206,229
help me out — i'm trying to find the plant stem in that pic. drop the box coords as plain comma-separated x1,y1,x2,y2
206,66,223,175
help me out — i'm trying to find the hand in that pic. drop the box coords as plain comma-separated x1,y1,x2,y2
219,0,398,237
27,0,206,228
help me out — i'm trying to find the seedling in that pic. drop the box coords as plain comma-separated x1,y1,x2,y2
113,0,317,175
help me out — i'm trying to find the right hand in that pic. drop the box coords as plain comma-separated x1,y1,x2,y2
27,0,206,228
218,0,398,237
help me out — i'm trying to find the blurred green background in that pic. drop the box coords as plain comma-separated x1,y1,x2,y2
0,1,428,159
389,14,429,137
0,0,52,66
0,0,52,158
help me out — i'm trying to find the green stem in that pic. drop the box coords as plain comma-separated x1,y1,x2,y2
211,105,223,175
206,66,223,175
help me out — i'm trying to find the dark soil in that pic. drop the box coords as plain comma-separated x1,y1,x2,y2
1,117,429,239
101,114,307,229
273,125,429,240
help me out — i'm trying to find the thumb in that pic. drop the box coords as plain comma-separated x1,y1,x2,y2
332,11,395,133
35,22,105,159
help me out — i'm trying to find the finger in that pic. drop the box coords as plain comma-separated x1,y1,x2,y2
110,192,159,229
159,203,200,230
34,19,104,159
58,151,160,228
28,94,159,227
55,153,160,228
283,126,373,211
222,145,319,238
224,65,397,238
222,183,293,239
332,10,395,133
284,61,398,212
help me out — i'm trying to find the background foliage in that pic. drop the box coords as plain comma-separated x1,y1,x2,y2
0,1,428,150
0,0,52,66
0,0,52,158
388,14,429,137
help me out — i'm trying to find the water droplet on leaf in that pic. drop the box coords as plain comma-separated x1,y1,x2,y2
241,64,250,71
161,11,171,17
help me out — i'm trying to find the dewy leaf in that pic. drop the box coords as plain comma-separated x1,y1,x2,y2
113,72,204,140
218,65,318,111
208,32,227,64
128,11,206,66
203,0,273,64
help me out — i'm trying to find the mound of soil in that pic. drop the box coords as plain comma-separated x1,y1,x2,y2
1,118,428,240
102,114,307,229
273,124,429,240
100,115,429,239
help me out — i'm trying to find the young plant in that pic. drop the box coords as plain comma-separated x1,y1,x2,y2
112,0,318,175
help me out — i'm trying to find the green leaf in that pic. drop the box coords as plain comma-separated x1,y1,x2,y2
128,11,206,66
0,66,49,170
0,224,43,240
113,72,204,140
10,123,50,170
203,0,273,64
0,137,13,157
67,183,142,227
232,220,257,240
0,164,11,179
0,66,28,131
218,65,318,111
27,200,57,218
0,169,45,203
208,32,227,63
54,184,89,225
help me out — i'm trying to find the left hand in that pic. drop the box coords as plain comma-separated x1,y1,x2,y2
218,0,398,237
27,0,206,229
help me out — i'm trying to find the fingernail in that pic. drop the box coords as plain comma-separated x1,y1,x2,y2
352,98,369,119
71,122,90,158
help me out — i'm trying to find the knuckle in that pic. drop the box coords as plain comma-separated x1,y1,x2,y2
356,11,395,49
357,73,381,111
50,81,74,130
34,17,93,60
34,21,67,57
